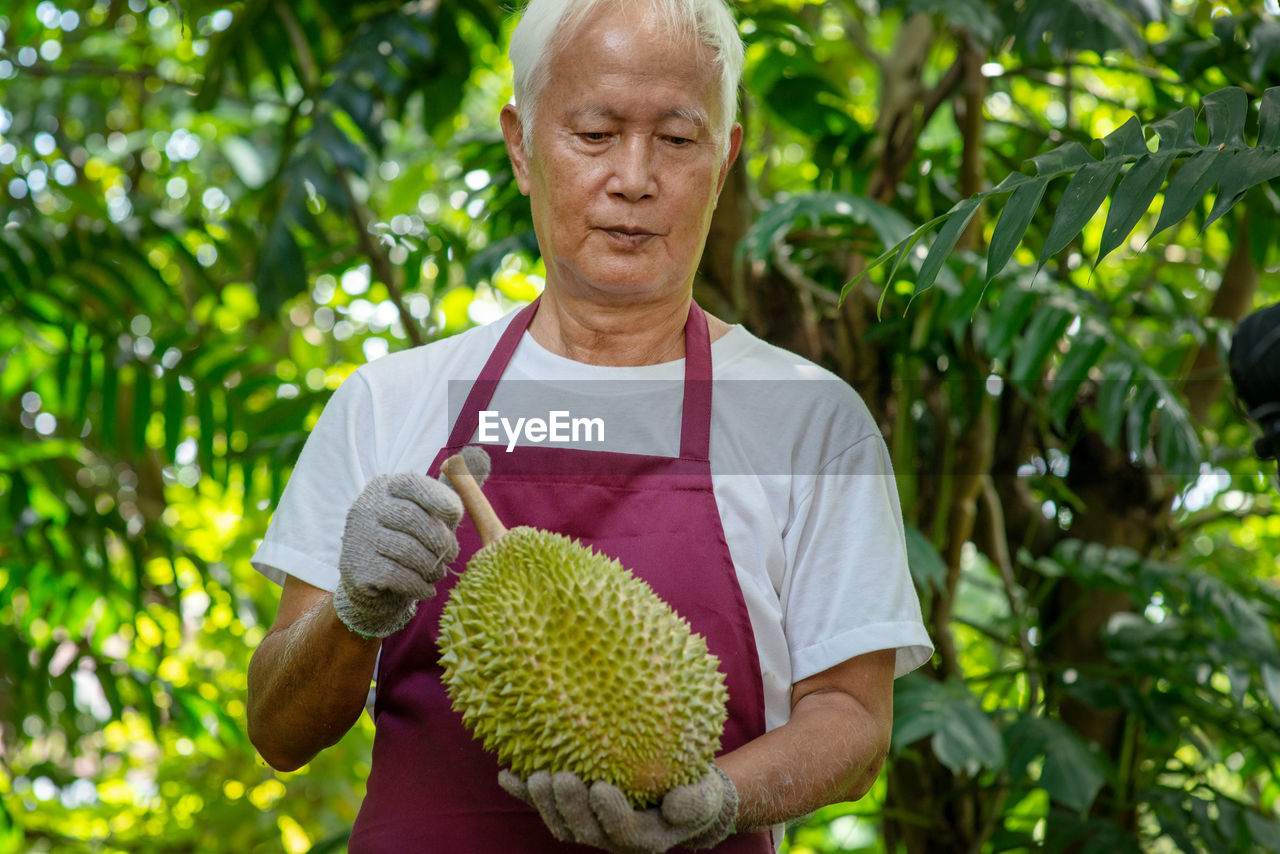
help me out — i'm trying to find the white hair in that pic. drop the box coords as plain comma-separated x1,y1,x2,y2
508,0,743,156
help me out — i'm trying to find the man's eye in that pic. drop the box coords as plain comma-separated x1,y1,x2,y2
579,132,611,142
665,136,694,146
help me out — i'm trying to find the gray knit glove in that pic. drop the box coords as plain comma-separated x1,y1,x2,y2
333,446,491,638
498,766,738,853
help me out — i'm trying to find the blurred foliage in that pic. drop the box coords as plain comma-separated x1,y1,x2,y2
1,0,1279,853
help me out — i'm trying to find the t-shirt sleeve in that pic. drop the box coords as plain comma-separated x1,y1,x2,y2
780,434,934,682
250,371,379,590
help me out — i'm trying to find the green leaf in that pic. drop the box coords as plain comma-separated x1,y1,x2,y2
892,676,945,747
875,228,926,316
844,207,956,302
198,384,216,477
1150,149,1228,239
456,0,504,39
1245,811,1280,853
1097,361,1135,448
1250,22,1280,84
256,217,306,315
221,137,269,190
985,287,1037,362
1078,825,1142,854
1012,305,1072,388
1099,116,1149,161
306,831,356,854
55,348,75,412
988,171,1043,195
164,371,184,463
1125,382,1158,457
893,676,1003,775
23,225,59,279
1006,718,1105,814
1028,141,1095,176
1050,329,1109,428
1097,152,1176,263
311,111,367,175
914,197,982,297
901,0,1003,44
1257,86,1280,149
1122,361,1201,473
1203,148,1280,230
100,354,119,446
1155,403,1201,477
1150,107,1198,151
75,346,95,428
1203,86,1248,148
1262,663,1280,712
0,234,33,290
131,366,152,456
986,176,1049,283
904,524,948,594
764,74,851,137
466,230,541,286
1038,159,1125,266
745,192,912,263
330,83,380,150
1039,729,1106,813
933,700,1005,776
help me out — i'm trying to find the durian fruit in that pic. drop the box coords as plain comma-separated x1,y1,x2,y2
437,452,729,806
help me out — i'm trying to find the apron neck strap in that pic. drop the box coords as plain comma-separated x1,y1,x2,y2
444,300,537,450
679,301,712,461
445,296,713,461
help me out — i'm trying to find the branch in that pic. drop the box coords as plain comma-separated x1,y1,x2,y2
981,474,1040,712
335,166,424,347
771,250,827,362
773,249,840,306
1177,503,1275,536
1003,66,1143,116
1182,222,1258,423
16,60,168,83
919,53,966,130
951,615,1018,646
275,2,319,97
1003,58,1184,87
15,60,212,110
843,13,888,75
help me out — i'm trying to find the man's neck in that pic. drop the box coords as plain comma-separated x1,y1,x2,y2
527,289,730,366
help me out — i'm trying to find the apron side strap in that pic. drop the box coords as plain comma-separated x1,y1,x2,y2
680,300,713,461
445,298,540,448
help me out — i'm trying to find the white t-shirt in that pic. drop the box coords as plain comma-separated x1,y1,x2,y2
252,307,933,734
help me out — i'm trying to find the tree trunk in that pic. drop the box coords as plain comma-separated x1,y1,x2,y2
1183,223,1258,422
867,14,936,204
1039,427,1174,842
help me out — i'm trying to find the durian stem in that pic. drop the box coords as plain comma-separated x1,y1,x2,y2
442,453,508,546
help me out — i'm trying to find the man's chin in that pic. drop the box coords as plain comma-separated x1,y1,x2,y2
580,279,686,305
563,270,682,301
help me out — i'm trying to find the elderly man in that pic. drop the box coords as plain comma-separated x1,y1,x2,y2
246,0,932,850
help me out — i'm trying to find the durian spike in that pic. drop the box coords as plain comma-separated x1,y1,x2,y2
442,452,508,546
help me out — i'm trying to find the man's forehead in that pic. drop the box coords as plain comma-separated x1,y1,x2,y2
565,104,710,127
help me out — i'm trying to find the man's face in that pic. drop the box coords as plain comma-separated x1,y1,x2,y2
502,4,742,308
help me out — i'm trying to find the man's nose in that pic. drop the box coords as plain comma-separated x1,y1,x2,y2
605,136,657,201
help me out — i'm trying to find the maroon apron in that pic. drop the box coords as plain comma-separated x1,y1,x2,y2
348,299,773,853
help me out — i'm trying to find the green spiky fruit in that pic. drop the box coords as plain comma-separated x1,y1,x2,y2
437,526,729,806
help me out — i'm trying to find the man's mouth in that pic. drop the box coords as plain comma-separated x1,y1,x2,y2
598,225,660,248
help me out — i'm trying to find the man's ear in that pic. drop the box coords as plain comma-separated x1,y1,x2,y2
715,122,743,197
500,104,532,196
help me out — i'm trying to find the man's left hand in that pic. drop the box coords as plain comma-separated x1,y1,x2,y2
498,766,738,853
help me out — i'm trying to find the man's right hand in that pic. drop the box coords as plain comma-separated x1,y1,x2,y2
333,446,491,637
499,766,738,852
